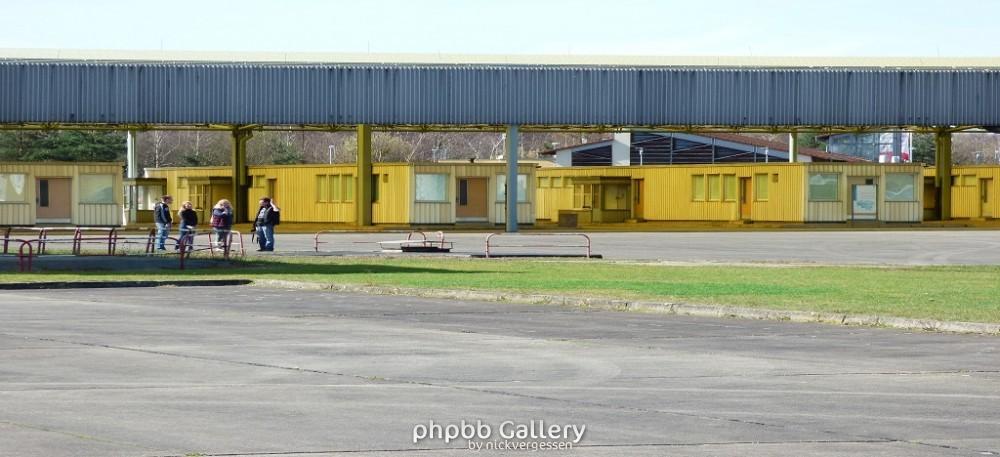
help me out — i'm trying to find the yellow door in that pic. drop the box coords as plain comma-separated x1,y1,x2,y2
982,178,994,218
36,178,72,221
456,177,488,219
632,179,644,220
740,177,752,220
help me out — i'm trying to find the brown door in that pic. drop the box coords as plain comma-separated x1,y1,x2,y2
456,177,488,219
982,178,994,218
36,178,72,221
632,179,644,220
266,179,277,202
739,177,752,220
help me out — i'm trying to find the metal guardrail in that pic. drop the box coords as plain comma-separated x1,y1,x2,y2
484,232,592,258
2,227,119,256
7,227,244,272
377,231,453,251
314,230,450,253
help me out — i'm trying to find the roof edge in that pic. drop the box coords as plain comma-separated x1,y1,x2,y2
2,48,1000,68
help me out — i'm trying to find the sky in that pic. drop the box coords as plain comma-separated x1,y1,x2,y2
1,0,998,57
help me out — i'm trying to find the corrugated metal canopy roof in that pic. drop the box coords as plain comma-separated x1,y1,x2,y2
2,48,1000,129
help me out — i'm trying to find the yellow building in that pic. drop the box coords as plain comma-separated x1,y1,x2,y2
537,163,925,224
146,161,1000,227
146,162,537,226
924,166,999,219
0,162,123,226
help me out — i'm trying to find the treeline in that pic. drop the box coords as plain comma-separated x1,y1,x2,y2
2,130,998,167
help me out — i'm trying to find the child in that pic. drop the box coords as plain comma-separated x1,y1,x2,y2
177,201,198,251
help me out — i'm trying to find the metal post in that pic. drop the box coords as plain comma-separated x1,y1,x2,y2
669,135,674,165
788,133,799,162
126,130,139,179
935,130,953,220
231,128,253,223
356,124,373,226
505,125,520,233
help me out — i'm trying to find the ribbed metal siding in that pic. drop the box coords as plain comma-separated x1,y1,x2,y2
2,61,1000,126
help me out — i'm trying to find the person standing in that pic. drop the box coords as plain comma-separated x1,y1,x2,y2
153,195,173,251
210,199,234,250
177,201,198,251
253,197,280,251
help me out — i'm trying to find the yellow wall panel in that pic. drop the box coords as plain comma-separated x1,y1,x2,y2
947,166,1000,219
537,164,804,222
804,163,923,222
1,162,123,226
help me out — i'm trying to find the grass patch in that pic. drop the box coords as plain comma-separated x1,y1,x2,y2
2,256,999,323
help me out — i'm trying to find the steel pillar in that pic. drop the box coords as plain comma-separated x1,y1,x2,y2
787,133,799,162
505,125,520,233
356,124,373,226
126,130,139,179
935,131,953,220
231,128,253,223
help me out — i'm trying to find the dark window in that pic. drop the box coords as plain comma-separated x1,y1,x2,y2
458,179,468,205
39,179,49,207
371,174,379,203
571,146,612,166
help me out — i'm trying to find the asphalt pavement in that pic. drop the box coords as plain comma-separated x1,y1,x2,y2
1,286,997,456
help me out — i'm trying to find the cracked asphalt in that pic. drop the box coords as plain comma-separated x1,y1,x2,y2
0,286,998,456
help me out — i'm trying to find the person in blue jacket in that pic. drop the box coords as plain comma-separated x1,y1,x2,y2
252,197,280,251
153,195,173,251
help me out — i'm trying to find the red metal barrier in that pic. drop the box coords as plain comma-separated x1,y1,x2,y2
484,232,592,258
9,227,243,273
17,239,34,272
2,227,10,254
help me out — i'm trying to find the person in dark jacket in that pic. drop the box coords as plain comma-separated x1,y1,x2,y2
210,199,234,250
253,197,280,251
153,195,173,250
177,201,198,251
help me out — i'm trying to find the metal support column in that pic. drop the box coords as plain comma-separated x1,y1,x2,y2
126,130,139,179
356,124,373,226
787,133,799,162
935,130,953,220
505,125,520,233
231,128,253,223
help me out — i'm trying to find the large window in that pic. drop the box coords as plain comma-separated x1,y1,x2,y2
316,174,355,202
316,175,329,202
496,174,528,202
80,174,115,203
723,175,737,201
691,175,705,201
809,173,840,201
573,183,595,209
0,173,27,202
754,174,769,201
707,175,722,201
885,173,916,201
416,173,448,202
343,175,355,202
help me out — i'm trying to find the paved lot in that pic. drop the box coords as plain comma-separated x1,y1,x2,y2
293,230,1000,265
1,286,998,456
5,229,1000,267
